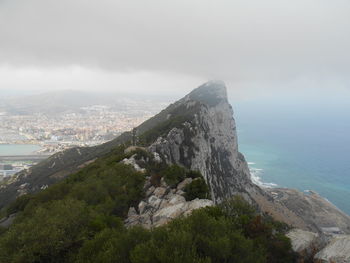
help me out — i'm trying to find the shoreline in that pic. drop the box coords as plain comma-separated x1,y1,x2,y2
247,162,350,217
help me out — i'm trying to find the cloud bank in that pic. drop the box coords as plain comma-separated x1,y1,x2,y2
1,0,349,98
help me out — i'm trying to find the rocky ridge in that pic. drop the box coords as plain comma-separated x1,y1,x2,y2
139,81,350,234
1,80,350,261
125,81,350,261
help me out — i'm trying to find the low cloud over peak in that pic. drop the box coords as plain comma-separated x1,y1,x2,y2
1,0,349,98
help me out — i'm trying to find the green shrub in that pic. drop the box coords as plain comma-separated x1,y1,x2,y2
163,165,187,187
186,170,202,179
0,199,91,263
184,178,210,201
0,147,297,263
150,173,162,187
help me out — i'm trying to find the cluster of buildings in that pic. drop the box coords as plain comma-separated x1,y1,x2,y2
0,101,167,181
0,164,21,180
0,103,165,153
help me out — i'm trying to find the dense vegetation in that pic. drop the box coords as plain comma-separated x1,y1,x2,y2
163,164,187,187
0,146,297,263
75,198,296,263
184,178,210,201
161,165,210,200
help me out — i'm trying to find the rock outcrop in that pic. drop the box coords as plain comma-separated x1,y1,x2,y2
125,175,213,229
124,81,350,260
288,229,350,263
268,188,350,234
315,235,350,263
143,81,350,236
287,229,324,259
287,229,320,252
119,80,350,237
149,80,253,203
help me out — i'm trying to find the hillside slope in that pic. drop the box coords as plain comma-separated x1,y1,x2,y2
1,80,350,237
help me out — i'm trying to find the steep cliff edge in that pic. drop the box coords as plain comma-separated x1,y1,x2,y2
148,80,251,202
144,81,350,237
140,81,350,234
1,81,350,238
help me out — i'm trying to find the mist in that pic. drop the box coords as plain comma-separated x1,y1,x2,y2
0,0,349,100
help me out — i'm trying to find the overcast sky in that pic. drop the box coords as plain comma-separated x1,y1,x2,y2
1,0,350,101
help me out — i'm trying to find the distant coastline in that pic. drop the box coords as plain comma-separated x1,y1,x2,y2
0,144,43,156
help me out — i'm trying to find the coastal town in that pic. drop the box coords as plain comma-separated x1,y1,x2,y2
0,103,166,149
0,101,167,181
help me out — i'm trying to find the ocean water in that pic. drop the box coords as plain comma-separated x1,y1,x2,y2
0,144,41,156
234,99,350,215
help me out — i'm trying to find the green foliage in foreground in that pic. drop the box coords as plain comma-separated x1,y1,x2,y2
184,178,210,201
0,145,297,263
0,196,297,263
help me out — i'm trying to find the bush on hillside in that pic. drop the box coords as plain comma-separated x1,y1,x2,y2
163,164,187,187
75,198,296,263
0,144,297,263
185,170,202,179
184,178,210,201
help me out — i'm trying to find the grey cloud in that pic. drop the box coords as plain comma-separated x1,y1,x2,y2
0,0,350,93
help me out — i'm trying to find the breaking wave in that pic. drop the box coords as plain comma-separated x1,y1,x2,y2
249,165,278,188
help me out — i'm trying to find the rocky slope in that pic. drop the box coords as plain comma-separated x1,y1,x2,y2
119,149,214,229
287,228,350,263
1,80,350,261
125,175,213,229
269,188,350,234
138,81,350,235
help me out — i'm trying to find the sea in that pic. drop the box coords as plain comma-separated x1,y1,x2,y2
234,98,350,215
0,144,41,156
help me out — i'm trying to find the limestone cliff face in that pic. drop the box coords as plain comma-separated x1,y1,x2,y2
149,80,252,203
144,80,350,262
144,80,350,238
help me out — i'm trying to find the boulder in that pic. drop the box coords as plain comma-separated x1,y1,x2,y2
314,235,350,263
177,178,192,191
287,229,319,254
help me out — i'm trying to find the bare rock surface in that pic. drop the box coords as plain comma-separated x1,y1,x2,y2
314,235,350,263
148,81,255,204
145,81,350,235
125,176,213,229
122,155,146,173
287,229,322,259
268,188,350,234
287,228,350,262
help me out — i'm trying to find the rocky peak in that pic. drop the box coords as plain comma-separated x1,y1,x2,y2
143,81,350,238
184,80,228,106
148,81,249,203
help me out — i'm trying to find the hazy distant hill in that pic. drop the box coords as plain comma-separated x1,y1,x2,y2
0,90,163,115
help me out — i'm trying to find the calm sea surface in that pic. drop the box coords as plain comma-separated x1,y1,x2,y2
0,144,41,156
234,99,350,215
